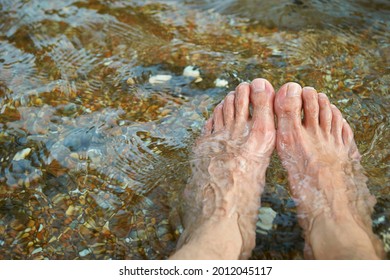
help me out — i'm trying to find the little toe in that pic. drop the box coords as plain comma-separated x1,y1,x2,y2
213,102,224,132
302,87,319,130
331,104,343,144
342,119,361,160
318,93,332,135
223,91,236,128
342,119,354,146
234,82,251,123
275,82,303,132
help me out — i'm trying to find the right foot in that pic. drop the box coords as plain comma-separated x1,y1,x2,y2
274,83,384,259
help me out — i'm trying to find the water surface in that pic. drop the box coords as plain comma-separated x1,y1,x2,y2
0,0,389,259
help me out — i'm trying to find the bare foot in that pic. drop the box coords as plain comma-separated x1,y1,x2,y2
274,83,385,259
170,79,275,259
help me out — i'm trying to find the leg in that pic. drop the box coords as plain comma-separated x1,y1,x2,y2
170,78,275,259
274,83,385,259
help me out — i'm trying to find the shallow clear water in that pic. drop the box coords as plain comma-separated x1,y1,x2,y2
0,0,389,259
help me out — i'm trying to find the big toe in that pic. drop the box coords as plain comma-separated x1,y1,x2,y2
275,82,303,132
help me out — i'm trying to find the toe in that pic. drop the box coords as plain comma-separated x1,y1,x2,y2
302,87,319,130
250,79,275,131
234,82,251,123
318,93,332,135
275,82,303,132
342,119,354,146
223,91,235,128
247,78,275,148
331,104,343,144
213,102,224,132
342,119,361,160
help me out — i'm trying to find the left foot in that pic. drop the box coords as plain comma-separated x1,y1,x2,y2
171,79,275,259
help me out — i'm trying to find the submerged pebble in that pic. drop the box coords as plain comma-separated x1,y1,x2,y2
183,66,200,78
126,77,135,85
31,247,43,255
149,75,172,84
256,207,277,234
214,78,228,87
12,148,31,161
373,216,385,225
79,248,91,257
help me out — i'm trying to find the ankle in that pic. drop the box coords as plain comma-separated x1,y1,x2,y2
171,214,243,259
308,212,380,259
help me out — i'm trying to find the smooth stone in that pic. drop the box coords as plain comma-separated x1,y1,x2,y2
79,248,91,257
214,78,228,87
183,66,200,78
31,247,43,255
149,75,172,84
13,148,31,161
373,216,385,225
256,207,277,234
126,77,135,85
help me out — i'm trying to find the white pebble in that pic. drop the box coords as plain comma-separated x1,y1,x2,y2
194,77,203,83
31,247,43,255
149,74,172,84
103,221,110,231
373,216,385,225
79,249,91,257
13,148,31,161
338,98,349,104
256,207,277,233
0,240,4,246
214,78,228,87
271,49,284,56
183,66,200,78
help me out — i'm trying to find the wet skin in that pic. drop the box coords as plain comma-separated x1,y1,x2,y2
170,79,385,260
171,78,275,259
274,83,384,259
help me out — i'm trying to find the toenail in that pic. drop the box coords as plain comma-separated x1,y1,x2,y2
252,79,265,92
238,82,249,88
286,83,301,97
226,93,235,102
318,93,328,99
303,86,315,91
